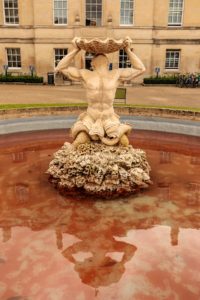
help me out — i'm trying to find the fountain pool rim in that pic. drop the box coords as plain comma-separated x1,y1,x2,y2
0,115,199,137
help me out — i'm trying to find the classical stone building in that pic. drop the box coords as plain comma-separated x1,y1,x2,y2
0,0,200,82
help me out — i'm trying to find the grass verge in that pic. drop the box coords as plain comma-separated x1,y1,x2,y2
0,103,199,112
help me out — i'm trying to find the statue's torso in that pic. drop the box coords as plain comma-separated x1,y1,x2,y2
80,69,120,120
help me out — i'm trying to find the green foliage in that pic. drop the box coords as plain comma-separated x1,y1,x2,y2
143,75,178,84
0,74,44,83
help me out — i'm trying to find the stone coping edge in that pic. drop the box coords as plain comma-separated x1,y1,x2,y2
0,106,200,121
0,115,199,137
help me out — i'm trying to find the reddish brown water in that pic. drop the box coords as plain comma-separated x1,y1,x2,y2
0,130,199,300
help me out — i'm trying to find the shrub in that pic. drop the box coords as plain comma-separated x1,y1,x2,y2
0,74,44,83
143,75,178,84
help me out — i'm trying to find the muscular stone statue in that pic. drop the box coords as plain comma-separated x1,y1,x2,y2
48,37,151,197
55,37,146,147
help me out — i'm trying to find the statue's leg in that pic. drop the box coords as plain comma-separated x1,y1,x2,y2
119,134,129,146
73,131,91,147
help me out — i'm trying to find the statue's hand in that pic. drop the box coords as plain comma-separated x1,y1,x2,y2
72,37,81,50
124,36,132,50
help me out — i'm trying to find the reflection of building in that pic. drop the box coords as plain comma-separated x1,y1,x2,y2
160,151,172,164
2,226,11,242
0,0,200,82
15,183,29,203
190,156,200,165
187,182,200,205
12,151,26,162
157,183,170,201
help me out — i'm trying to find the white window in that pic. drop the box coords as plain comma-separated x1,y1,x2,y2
86,0,102,26
168,0,184,26
4,0,19,24
55,48,68,66
119,49,131,68
165,50,180,69
7,48,21,68
54,0,67,24
120,0,134,25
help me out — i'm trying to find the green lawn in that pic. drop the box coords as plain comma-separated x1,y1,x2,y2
0,103,87,109
0,103,199,112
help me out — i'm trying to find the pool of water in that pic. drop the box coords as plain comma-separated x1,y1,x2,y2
0,130,199,300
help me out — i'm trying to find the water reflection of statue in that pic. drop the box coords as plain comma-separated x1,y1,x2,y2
62,233,137,288
53,200,138,288
55,37,145,147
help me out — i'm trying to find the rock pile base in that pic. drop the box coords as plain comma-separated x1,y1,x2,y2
47,142,152,198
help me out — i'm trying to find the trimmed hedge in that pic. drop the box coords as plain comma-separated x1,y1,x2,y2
0,74,44,83
143,76,178,84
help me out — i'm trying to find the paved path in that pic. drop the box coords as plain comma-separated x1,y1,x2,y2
0,84,200,108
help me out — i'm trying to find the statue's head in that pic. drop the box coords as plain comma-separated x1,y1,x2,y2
91,54,109,70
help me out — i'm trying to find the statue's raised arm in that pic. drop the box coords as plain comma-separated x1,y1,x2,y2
119,37,146,82
55,38,83,81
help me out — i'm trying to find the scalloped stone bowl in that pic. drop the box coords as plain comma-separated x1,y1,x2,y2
76,38,129,54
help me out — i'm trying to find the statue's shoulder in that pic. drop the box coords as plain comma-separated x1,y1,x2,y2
110,69,119,74
109,69,121,78
80,69,93,78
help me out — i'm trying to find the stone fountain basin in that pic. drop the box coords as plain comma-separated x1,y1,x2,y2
0,123,200,299
0,115,199,136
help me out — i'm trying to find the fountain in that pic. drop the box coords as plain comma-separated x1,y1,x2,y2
1,36,199,300
47,37,152,197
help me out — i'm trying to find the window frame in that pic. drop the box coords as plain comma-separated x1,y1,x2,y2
85,52,94,70
3,0,19,25
54,48,68,67
119,49,131,68
85,0,103,27
6,48,22,69
165,49,181,70
168,0,184,27
53,0,68,25
120,0,134,26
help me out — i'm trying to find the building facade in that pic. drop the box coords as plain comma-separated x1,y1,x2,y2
0,0,200,82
